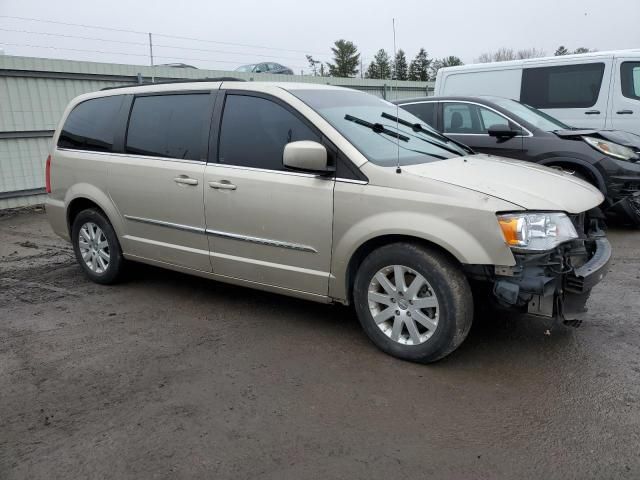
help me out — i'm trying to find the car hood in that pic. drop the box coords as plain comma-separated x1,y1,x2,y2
402,154,604,213
554,128,640,151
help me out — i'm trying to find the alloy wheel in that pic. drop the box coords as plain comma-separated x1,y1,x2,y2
78,222,110,274
367,265,439,345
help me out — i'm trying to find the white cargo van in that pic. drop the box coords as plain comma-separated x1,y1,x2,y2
434,50,640,135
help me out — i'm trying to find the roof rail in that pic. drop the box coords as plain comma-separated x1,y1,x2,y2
101,77,246,91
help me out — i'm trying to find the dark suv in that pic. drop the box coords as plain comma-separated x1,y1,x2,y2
395,95,640,226
235,62,294,75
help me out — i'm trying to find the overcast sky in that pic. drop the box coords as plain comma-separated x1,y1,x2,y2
1,0,639,73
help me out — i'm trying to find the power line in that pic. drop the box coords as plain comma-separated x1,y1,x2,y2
0,15,328,56
0,27,330,61
0,43,310,70
0,27,149,47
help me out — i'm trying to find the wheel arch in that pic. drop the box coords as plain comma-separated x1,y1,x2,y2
341,234,466,306
64,184,123,238
538,157,608,196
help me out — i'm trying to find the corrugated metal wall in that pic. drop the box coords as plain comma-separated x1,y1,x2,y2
0,55,434,209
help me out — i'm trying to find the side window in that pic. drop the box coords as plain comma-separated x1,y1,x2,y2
218,94,321,171
58,95,124,152
521,63,605,108
400,103,436,127
621,62,640,100
125,93,210,161
443,103,483,134
478,107,510,130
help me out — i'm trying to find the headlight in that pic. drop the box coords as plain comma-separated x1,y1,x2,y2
583,136,637,161
497,212,578,252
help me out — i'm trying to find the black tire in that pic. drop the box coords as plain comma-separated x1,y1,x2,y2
353,242,473,363
71,208,124,284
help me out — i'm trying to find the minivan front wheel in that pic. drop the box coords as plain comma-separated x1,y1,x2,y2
353,243,473,363
71,209,124,284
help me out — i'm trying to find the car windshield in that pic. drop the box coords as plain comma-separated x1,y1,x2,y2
291,89,468,166
487,97,570,132
235,64,256,72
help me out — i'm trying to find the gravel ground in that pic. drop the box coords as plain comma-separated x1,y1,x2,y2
1,208,639,479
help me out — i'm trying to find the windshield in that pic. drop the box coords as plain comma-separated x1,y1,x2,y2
487,97,570,132
235,64,256,72
291,89,469,166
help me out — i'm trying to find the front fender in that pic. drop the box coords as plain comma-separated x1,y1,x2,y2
537,156,607,195
329,210,516,302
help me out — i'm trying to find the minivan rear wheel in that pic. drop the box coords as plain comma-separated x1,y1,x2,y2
353,243,473,363
71,209,124,284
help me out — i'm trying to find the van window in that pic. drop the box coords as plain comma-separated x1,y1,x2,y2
125,94,210,161
58,96,124,152
400,102,436,127
621,62,640,100
218,94,320,171
521,63,605,108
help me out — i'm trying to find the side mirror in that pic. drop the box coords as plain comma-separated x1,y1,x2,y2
283,141,331,173
488,124,520,139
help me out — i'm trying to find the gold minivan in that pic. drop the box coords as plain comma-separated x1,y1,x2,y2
46,81,611,362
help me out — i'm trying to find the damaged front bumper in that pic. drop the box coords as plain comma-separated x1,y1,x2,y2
489,232,611,324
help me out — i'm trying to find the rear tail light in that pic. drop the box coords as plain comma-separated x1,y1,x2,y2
45,155,52,193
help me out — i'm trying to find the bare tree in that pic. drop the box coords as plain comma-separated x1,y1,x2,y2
493,48,517,62
476,52,493,63
477,47,538,63
517,48,545,59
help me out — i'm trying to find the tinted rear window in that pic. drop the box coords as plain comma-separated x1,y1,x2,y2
400,102,437,127
58,95,124,152
126,94,210,161
521,63,605,108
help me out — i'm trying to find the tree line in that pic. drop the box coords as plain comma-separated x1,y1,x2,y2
306,40,462,81
307,41,599,80
476,45,596,63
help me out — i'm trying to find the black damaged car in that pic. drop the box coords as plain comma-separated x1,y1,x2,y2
395,95,640,226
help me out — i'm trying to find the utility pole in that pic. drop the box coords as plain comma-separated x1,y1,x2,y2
148,32,155,83
360,58,363,78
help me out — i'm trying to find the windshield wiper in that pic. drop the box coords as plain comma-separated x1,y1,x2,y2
380,112,474,155
381,112,450,142
344,114,410,141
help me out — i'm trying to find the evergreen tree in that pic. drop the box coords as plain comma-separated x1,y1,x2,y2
327,39,360,78
555,45,569,56
393,49,408,80
305,55,321,76
430,56,463,78
408,48,431,81
365,61,380,79
371,49,392,79
574,47,591,54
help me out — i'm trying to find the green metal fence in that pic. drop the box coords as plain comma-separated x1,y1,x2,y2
0,55,434,208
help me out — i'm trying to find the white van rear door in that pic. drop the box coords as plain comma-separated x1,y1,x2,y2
609,58,640,135
520,59,611,129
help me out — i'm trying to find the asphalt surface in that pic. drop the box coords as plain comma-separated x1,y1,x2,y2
1,208,639,479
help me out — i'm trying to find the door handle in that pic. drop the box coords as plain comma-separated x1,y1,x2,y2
208,180,237,190
174,176,198,186
617,109,634,115
584,110,601,115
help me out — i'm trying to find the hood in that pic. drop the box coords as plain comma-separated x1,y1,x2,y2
554,128,640,152
403,154,604,213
